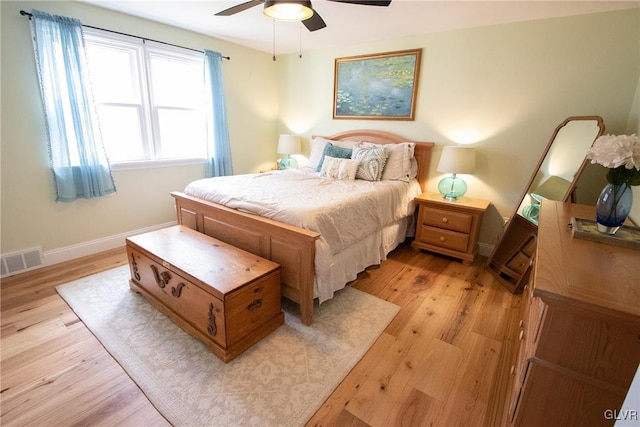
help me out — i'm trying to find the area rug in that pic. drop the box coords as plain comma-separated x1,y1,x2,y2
56,265,399,427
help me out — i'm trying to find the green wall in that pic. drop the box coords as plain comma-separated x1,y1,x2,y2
1,2,638,263
275,8,640,244
1,1,278,259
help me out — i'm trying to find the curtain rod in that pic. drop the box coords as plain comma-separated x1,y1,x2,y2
19,10,230,60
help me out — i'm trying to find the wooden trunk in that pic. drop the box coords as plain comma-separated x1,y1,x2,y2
126,225,284,362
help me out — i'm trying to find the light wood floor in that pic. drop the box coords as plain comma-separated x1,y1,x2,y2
1,242,521,426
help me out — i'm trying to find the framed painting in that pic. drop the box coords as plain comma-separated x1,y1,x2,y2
333,49,422,120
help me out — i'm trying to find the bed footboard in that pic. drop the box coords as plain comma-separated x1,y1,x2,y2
171,191,320,325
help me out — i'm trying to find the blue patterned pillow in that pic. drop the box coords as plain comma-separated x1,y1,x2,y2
316,143,353,172
352,144,389,181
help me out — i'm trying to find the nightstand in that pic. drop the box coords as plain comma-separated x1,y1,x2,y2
412,192,490,265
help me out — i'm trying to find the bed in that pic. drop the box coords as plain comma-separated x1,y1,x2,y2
170,130,434,325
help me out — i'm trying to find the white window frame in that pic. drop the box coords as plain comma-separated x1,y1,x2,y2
84,28,208,170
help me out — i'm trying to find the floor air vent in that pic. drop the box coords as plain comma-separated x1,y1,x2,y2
1,247,44,278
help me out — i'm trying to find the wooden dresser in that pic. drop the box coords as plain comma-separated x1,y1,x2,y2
504,201,640,426
126,225,284,362
412,192,490,265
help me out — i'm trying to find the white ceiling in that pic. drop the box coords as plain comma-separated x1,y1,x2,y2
79,0,640,55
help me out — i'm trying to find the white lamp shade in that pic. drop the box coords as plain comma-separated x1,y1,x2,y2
437,146,476,174
277,134,301,155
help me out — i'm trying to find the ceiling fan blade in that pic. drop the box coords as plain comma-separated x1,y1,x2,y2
302,10,326,32
215,0,264,16
327,0,391,5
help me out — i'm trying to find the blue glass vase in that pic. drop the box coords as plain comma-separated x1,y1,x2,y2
595,183,633,234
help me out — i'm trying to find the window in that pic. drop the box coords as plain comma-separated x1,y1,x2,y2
84,29,207,168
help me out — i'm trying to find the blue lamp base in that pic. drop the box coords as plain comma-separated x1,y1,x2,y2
278,156,298,170
438,174,467,201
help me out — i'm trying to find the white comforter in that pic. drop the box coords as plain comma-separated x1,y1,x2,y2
184,168,422,301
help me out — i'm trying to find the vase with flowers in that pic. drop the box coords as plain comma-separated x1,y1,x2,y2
585,134,640,234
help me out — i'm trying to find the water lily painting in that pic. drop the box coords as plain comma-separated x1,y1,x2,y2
333,49,421,120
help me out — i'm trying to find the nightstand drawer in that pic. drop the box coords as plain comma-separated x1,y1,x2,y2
419,226,470,252
506,252,531,274
411,193,490,265
421,207,473,233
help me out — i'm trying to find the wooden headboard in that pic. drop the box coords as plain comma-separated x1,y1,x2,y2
317,129,435,192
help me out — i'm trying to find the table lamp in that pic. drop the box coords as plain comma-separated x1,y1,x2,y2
277,134,301,170
437,146,476,201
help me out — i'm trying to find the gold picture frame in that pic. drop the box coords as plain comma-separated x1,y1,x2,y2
333,49,422,120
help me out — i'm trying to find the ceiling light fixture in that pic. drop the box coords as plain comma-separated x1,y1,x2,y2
263,1,314,21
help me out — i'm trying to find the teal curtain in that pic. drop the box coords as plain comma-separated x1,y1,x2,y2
30,9,116,202
203,50,233,177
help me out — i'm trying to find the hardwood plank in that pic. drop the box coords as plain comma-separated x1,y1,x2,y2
1,316,70,359
344,333,425,424
1,295,76,337
0,247,167,426
410,337,464,401
306,332,396,427
0,242,519,426
383,387,442,427
437,332,503,426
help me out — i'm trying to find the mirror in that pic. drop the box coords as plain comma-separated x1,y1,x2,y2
486,116,605,293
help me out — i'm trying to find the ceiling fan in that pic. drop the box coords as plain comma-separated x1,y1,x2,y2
215,0,392,32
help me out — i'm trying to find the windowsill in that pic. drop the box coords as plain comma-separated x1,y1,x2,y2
111,158,207,171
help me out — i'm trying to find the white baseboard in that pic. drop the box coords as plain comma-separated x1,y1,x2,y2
44,221,177,267
17,223,494,273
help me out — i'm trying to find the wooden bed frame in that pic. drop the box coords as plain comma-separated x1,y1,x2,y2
171,130,434,325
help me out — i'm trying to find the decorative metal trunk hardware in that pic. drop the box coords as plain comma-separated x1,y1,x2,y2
150,264,171,288
130,253,141,280
208,303,217,336
171,282,185,298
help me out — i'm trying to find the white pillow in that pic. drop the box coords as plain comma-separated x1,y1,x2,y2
308,137,328,170
409,157,418,180
358,142,416,181
308,136,357,170
352,143,389,181
319,155,359,181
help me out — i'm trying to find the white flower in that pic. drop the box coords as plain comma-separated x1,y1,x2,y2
586,134,640,170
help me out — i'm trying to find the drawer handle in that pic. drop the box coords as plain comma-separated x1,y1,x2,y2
208,303,217,336
247,298,263,311
439,236,446,242
171,282,185,298
150,264,171,289
441,217,448,223
519,329,525,341
510,365,515,375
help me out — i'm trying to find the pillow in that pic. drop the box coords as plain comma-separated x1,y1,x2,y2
308,137,357,170
317,142,353,171
358,142,416,181
319,156,359,181
409,157,418,180
308,137,329,170
352,143,389,181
